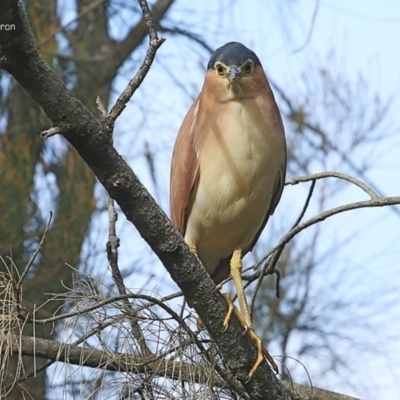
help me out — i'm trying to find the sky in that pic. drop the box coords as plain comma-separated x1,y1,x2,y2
54,1,400,398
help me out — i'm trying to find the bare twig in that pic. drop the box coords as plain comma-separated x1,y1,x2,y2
271,195,400,265
243,171,400,311
32,292,174,325
158,25,213,52
293,0,320,53
248,193,400,291
17,212,53,289
3,290,197,393
101,0,168,360
286,171,379,199
106,197,152,357
252,170,394,275
106,197,120,272
290,179,316,230
106,0,166,128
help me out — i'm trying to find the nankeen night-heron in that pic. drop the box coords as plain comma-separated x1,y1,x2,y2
170,41,286,377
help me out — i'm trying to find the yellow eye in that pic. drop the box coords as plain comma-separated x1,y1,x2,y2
243,62,253,74
215,63,225,76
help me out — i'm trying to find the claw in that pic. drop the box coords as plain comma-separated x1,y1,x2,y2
247,329,266,378
246,329,279,379
222,293,235,331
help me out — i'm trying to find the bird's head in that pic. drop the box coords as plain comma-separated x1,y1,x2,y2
205,42,264,101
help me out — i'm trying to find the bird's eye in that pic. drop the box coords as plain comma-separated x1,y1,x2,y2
215,64,225,75
243,62,253,74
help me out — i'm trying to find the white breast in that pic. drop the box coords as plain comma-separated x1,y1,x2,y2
185,100,283,276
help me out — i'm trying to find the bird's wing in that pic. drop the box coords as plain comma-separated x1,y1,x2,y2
247,162,286,253
170,97,201,234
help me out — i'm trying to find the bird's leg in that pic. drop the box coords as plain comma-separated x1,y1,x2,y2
230,250,252,328
225,249,278,378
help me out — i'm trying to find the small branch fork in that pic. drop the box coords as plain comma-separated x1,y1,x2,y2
248,171,400,314
105,0,165,129
40,0,165,138
271,78,400,219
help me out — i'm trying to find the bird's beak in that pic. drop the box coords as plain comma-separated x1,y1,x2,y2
226,66,243,82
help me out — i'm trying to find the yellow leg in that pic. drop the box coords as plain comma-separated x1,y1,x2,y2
230,250,252,328
224,250,278,378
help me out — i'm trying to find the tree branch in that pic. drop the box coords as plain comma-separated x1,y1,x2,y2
7,335,226,386
286,171,379,199
3,335,360,400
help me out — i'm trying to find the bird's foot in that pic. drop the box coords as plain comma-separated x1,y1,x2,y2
221,293,279,379
222,293,236,332
246,329,279,379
